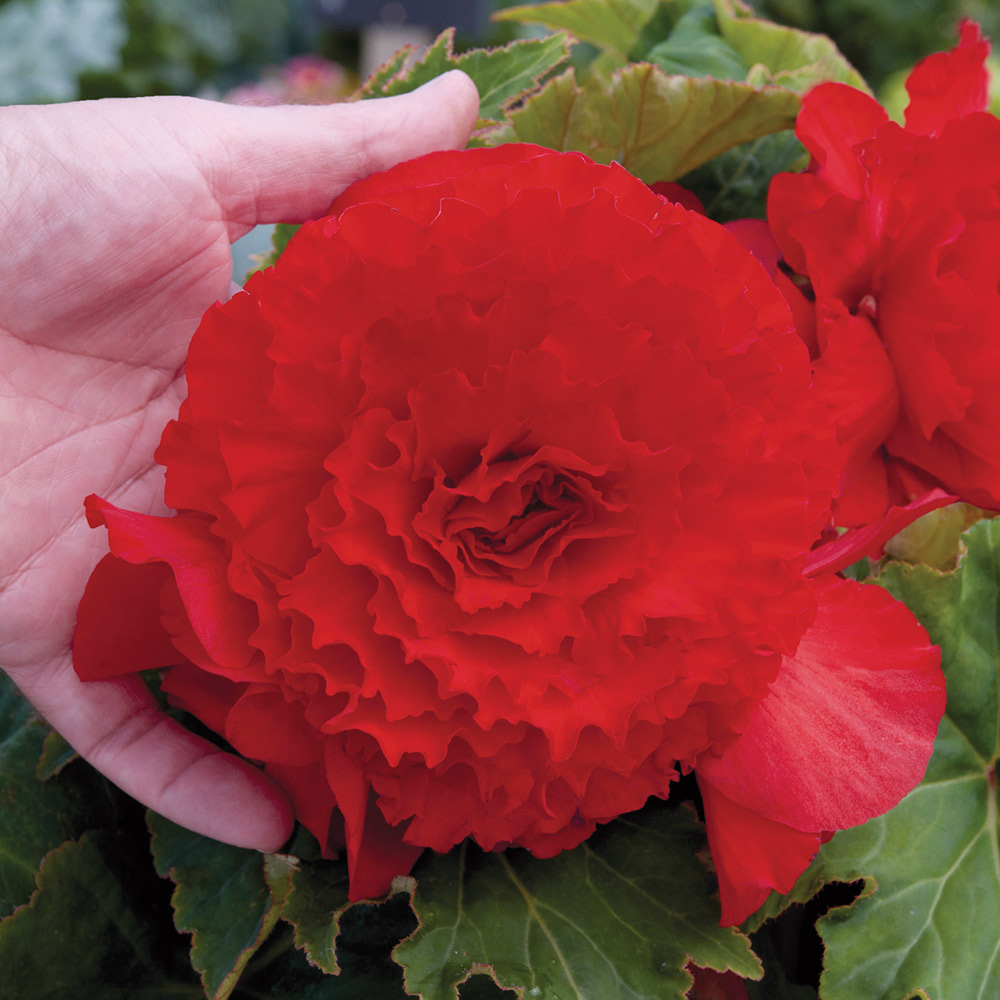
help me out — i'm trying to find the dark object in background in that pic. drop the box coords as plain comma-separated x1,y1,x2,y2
313,0,491,34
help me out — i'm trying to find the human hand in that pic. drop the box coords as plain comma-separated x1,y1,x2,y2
0,72,479,851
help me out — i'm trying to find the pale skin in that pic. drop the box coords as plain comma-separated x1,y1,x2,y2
0,71,479,851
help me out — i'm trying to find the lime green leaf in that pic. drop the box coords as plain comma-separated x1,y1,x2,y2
355,45,418,98
281,856,351,974
394,801,762,1000
148,811,283,1000
0,831,201,999
495,0,663,62
0,673,114,918
883,504,991,572
270,222,300,260
359,28,572,128
747,519,1000,999
245,221,300,276
711,0,868,93
496,61,800,181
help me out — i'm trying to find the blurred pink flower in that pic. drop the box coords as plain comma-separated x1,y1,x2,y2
227,54,349,106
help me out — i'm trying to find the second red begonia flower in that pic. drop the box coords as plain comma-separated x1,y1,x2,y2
767,21,1000,524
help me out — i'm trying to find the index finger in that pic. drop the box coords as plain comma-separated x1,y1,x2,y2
7,653,292,851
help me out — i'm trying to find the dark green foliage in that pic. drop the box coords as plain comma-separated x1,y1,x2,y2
756,0,1000,86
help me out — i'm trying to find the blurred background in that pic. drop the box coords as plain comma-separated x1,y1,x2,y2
1,0,995,107
1,0,993,272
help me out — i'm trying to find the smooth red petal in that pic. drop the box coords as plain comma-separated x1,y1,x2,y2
160,662,247,735
74,554,178,680
796,83,887,196
698,775,821,927
904,20,990,135
805,488,956,574
349,792,424,901
85,494,258,672
887,438,1000,514
325,742,423,900
225,687,322,767
831,449,891,527
777,190,878,307
697,576,944,833
266,760,338,855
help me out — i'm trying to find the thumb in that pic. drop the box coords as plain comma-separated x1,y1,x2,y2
186,70,480,232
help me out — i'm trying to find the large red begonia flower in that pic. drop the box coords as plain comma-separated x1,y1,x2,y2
73,144,944,925
766,21,1000,524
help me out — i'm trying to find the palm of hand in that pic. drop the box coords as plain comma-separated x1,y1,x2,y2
0,78,479,849
1,101,234,678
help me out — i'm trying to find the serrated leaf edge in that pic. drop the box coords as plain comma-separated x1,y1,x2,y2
148,818,282,1000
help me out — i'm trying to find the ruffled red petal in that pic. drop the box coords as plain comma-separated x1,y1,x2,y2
766,24,1000,517
904,20,990,135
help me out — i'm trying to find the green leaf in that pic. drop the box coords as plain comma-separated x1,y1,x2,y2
235,913,418,1000
678,129,806,221
336,895,421,998
495,61,801,181
747,519,1000,999
645,3,748,80
246,30,571,277
148,811,283,1000
394,801,762,1000
495,0,663,62
0,673,115,917
0,831,201,999
270,222,299,261
882,503,990,572
0,675,53,916
496,0,865,93
355,44,418,98
359,28,573,128
35,729,78,780
711,0,868,93
280,856,351,974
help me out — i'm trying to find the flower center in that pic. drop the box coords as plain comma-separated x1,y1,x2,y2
411,451,627,613
472,491,557,549
446,468,589,576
